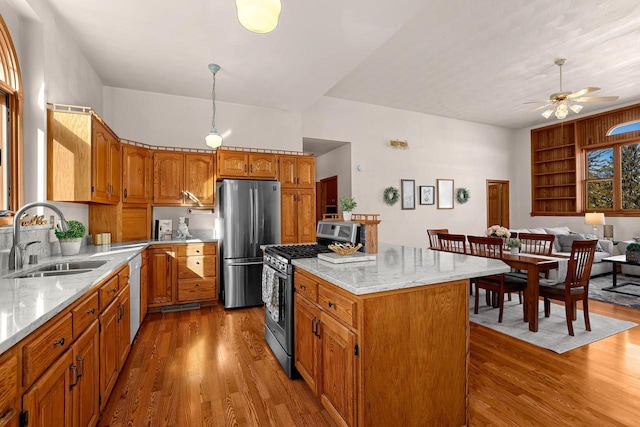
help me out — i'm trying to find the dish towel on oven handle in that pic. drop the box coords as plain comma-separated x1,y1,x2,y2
262,265,280,322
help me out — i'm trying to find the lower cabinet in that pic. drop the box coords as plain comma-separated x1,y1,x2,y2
99,297,119,411
0,348,19,427
117,284,131,371
22,320,99,427
148,245,175,307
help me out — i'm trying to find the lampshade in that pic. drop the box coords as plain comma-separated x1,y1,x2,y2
555,102,568,119
236,0,281,34
205,63,222,149
584,212,605,225
569,103,583,114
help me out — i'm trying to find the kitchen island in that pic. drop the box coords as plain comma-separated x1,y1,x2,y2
292,243,510,427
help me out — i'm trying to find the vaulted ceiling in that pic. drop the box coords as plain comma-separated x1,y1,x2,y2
45,0,640,129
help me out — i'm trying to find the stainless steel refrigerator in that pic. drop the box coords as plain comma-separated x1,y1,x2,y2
219,180,281,309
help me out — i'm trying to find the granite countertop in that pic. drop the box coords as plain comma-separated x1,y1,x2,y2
0,237,218,355
292,242,510,295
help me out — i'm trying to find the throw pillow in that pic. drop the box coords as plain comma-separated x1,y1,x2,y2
544,226,572,235
528,227,547,234
557,234,585,252
579,233,604,252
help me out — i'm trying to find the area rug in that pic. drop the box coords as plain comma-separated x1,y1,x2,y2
469,290,637,353
589,274,640,309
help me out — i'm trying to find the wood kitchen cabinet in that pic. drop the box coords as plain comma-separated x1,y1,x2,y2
116,284,131,371
71,321,100,427
99,294,119,410
294,268,468,426
122,143,151,204
153,152,215,206
147,245,176,308
0,348,19,427
278,155,315,189
176,243,218,304
216,150,278,179
47,106,121,204
282,188,316,243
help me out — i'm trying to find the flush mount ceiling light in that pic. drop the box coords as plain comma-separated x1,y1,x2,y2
236,0,281,33
524,59,619,120
205,64,222,149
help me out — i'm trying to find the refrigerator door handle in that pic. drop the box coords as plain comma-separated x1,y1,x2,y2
253,185,260,250
249,187,255,246
227,261,264,266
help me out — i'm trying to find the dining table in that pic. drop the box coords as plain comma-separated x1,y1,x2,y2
500,253,562,332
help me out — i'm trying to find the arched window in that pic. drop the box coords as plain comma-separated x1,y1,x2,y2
0,14,23,210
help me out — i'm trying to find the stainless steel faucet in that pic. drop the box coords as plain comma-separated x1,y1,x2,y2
9,202,69,270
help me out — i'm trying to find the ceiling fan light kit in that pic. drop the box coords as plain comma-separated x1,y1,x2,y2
525,59,619,120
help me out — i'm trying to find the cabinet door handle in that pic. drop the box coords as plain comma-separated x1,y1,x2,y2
195,283,200,287
87,308,96,315
311,317,317,336
195,261,200,265
245,164,248,172
315,319,321,339
251,164,254,173
328,301,335,308
195,249,200,253
69,363,79,388
0,408,17,425
77,355,85,378
109,288,117,294
124,188,128,199
53,337,65,347
299,284,306,290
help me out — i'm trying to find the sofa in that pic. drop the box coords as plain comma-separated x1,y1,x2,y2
509,226,617,277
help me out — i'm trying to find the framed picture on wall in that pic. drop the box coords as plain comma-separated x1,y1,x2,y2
437,179,454,209
419,186,435,205
401,179,416,210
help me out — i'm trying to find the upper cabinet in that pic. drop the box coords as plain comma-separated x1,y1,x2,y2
217,150,277,179
47,107,121,204
153,151,215,206
278,155,315,189
122,144,151,204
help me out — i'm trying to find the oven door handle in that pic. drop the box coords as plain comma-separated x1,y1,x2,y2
272,269,287,280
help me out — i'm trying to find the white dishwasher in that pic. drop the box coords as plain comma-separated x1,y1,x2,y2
128,253,142,344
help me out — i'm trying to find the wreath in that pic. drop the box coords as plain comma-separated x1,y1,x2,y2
456,187,470,204
383,186,400,205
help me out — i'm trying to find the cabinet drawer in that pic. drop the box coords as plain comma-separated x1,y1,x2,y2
177,278,217,302
177,256,217,279
176,243,217,257
99,275,120,310
72,292,99,338
318,285,357,329
23,313,73,387
294,271,318,301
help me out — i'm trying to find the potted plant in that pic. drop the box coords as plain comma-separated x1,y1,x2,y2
339,196,357,221
506,238,521,254
55,220,86,256
626,242,640,264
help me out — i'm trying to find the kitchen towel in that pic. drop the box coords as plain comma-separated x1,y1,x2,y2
261,265,280,322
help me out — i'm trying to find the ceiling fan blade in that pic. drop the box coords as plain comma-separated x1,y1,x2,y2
521,103,553,115
573,96,619,102
523,101,553,104
568,87,600,98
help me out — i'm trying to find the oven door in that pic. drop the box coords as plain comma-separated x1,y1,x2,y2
265,267,293,354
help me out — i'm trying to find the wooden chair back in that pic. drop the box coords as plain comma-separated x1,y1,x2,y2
565,240,597,291
437,233,466,253
467,236,503,259
427,228,449,249
518,233,555,255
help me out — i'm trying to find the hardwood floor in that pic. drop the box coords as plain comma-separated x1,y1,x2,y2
99,299,640,426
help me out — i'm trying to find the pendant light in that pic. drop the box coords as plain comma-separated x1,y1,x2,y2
205,64,222,149
236,0,281,34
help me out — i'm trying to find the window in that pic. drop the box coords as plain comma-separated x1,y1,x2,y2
586,142,640,212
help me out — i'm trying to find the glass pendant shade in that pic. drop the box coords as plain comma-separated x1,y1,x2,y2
569,104,583,114
541,108,554,119
555,103,568,119
205,131,222,149
236,0,281,33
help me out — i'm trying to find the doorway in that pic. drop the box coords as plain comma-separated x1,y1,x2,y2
486,180,510,228
316,175,338,222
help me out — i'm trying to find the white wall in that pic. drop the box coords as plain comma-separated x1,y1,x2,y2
303,97,517,248
103,86,302,151
3,0,105,227
315,144,352,208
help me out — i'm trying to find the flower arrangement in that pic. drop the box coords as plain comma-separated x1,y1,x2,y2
486,225,511,238
505,238,521,249
339,196,357,212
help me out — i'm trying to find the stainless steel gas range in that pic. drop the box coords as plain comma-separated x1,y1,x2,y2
263,221,361,378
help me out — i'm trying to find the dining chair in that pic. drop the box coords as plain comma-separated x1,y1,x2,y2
539,239,597,336
468,236,528,323
437,233,466,253
427,228,449,249
519,233,555,255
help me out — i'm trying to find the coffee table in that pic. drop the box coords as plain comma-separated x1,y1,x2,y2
602,255,640,296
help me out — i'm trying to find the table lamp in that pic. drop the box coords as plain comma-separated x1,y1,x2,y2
584,212,605,237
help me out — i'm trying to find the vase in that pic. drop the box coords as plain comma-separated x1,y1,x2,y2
343,211,352,221
626,250,640,264
510,247,519,255
59,238,82,256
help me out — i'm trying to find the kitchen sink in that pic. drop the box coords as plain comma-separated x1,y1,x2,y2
9,260,108,279
33,260,107,272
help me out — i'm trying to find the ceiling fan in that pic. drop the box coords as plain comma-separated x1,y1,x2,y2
524,59,619,119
